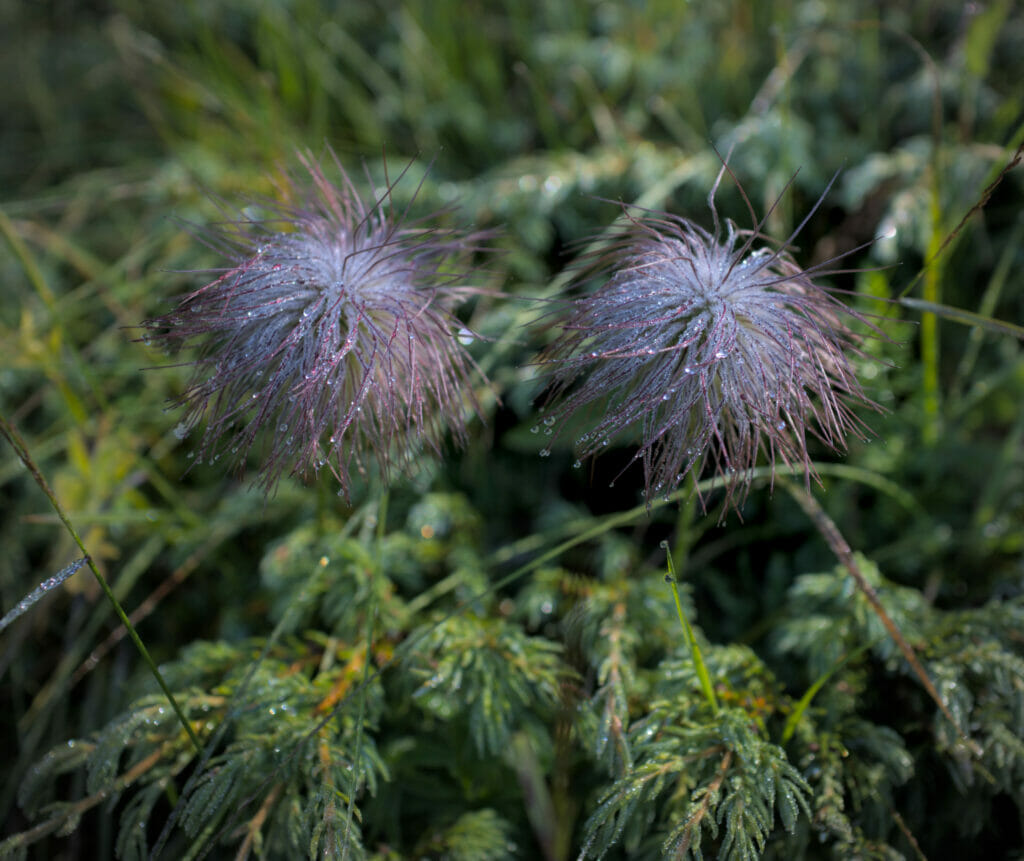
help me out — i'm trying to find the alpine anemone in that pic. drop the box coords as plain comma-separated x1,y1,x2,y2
538,169,879,511
144,151,490,498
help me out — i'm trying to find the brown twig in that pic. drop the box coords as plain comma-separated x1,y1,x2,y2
672,749,733,860
782,479,981,756
233,782,284,861
0,748,164,853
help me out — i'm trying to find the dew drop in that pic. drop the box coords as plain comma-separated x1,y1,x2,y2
539,448,551,458
530,426,539,434
573,460,581,469
278,423,288,432
457,327,474,346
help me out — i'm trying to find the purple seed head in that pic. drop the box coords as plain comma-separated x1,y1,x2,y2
144,150,490,498
539,169,880,512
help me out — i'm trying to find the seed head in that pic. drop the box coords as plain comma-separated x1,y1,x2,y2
539,170,879,512
144,151,490,498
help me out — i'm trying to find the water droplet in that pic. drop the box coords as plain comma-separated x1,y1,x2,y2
776,420,786,430
279,423,288,432
714,350,728,359
659,540,668,549
173,422,190,440
684,366,697,375
539,448,551,458
530,425,539,434
573,460,581,469
457,327,474,346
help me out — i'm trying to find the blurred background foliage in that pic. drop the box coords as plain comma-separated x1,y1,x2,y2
1,0,1023,858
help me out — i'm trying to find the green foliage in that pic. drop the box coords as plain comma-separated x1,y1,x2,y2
3,0,1024,858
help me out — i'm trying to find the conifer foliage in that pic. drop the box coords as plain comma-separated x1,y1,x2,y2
2,1,1023,860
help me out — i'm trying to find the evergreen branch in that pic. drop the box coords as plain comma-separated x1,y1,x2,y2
0,748,164,854
233,782,283,861
890,807,929,861
669,749,732,860
593,599,633,773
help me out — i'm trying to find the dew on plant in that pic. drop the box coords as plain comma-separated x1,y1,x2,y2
7,5,1021,861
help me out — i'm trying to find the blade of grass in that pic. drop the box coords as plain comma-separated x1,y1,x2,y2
781,641,875,744
661,540,718,712
0,413,202,755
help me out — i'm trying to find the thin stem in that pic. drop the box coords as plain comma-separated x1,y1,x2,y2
661,540,718,713
0,413,202,755
342,490,387,858
671,471,701,576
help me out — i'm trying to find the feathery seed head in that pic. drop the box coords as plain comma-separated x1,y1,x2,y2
539,171,878,512
145,151,490,498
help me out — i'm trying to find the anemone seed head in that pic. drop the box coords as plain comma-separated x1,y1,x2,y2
145,150,489,498
540,172,880,512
